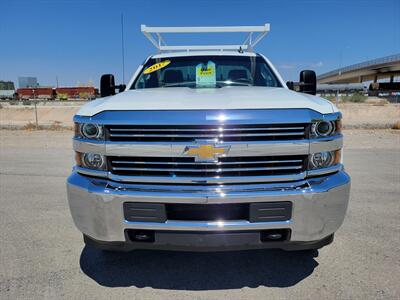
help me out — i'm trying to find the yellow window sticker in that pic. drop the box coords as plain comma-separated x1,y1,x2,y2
196,61,216,87
143,60,171,74
197,67,213,76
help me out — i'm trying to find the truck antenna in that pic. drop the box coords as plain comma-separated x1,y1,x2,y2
121,13,125,84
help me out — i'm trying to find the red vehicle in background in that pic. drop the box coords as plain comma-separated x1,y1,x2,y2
15,87,97,100
16,88,54,100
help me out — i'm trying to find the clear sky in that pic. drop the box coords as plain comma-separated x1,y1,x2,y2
1,0,399,87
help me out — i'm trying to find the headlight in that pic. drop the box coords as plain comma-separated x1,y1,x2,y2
308,150,341,170
311,121,336,137
75,123,104,140
76,152,106,170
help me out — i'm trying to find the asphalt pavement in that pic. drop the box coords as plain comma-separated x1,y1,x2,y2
0,129,399,300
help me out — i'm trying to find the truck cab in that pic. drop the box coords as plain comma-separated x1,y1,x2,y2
67,24,350,252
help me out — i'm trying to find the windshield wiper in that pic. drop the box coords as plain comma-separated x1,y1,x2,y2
216,80,252,86
161,80,252,88
161,81,197,88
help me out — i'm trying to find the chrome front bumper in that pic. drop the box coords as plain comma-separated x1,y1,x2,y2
66,170,350,246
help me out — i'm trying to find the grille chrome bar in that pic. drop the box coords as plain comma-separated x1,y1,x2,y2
109,132,305,138
109,155,307,179
108,172,307,184
112,165,303,172
111,159,303,165
106,123,308,142
109,127,305,132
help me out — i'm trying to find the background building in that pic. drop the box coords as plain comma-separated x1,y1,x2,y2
18,77,38,88
0,80,15,90
0,80,15,99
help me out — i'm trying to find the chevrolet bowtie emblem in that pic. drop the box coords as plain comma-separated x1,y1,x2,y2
183,143,230,162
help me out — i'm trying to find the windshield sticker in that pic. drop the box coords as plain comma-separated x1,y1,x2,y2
196,61,216,87
143,60,171,74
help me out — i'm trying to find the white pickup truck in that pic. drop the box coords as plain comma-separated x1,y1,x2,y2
67,24,350,252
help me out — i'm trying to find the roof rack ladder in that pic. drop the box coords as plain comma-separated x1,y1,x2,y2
140,24,270,53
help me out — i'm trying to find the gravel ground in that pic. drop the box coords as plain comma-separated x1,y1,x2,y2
0,129,399,300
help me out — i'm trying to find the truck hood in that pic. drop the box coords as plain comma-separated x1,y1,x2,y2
78,86,337,116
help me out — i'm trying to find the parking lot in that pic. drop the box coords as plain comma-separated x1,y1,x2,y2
0,129,399,299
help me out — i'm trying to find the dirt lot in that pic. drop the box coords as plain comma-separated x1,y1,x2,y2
0,129,399,299
1,102,399,129
338,103,400,128
0,105,79,128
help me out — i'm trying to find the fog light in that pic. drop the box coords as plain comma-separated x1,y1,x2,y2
309,151,334,169
80,153,106,170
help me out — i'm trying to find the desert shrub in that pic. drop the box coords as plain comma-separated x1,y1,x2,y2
325,95,337,102
49,121,64,131
57,93,68,101
22,122,39,130
342,92,367,103
79,92,89,99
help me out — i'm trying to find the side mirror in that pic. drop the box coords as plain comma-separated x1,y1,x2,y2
118,84,126,93
286,81,294,90
100,74,116,97
299,70,316,95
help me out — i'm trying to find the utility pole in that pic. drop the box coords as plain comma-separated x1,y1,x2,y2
34,101,38,129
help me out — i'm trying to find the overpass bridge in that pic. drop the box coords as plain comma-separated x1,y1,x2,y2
317,54,400,84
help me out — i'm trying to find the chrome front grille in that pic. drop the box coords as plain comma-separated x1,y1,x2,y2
109,155,307,178
106,124,308,142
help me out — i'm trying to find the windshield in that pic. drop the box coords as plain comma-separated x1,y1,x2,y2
132,55,282,89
